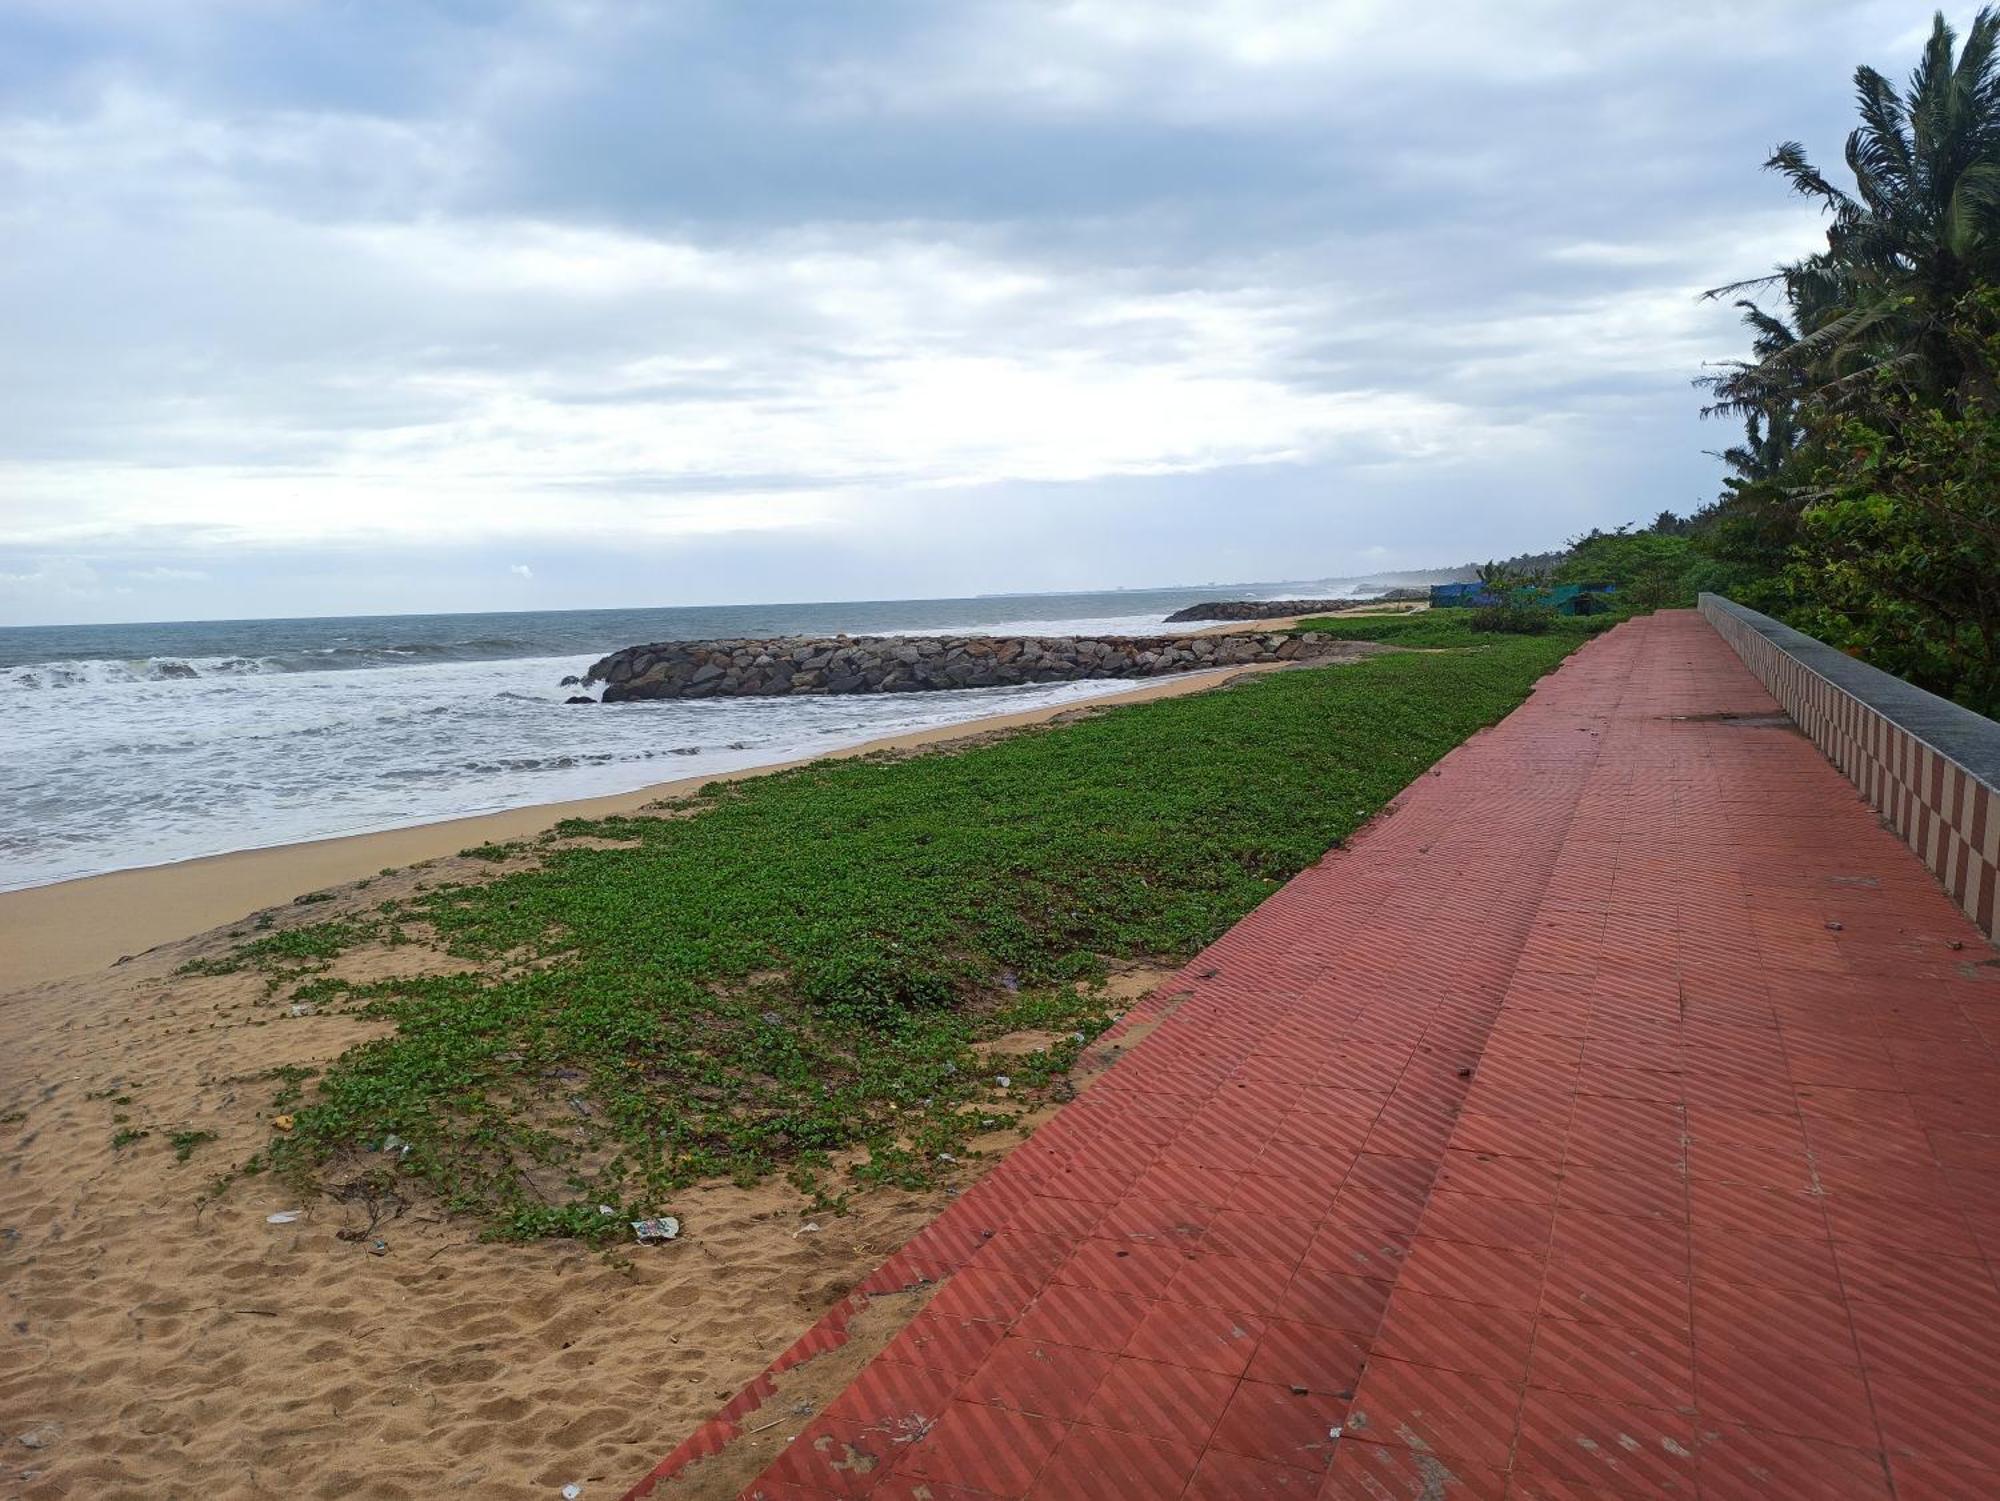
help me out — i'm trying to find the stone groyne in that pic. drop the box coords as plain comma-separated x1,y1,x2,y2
583,632,1358,702
1162,591,1424,623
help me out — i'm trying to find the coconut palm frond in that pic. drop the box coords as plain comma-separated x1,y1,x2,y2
1765,141,1857,212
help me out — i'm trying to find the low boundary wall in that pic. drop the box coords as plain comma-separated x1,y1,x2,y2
1700,593,1999,942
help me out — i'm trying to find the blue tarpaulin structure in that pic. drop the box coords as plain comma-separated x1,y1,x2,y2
1430,582,1494,608
1431,581,1616,614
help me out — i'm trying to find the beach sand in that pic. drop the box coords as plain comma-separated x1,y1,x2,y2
0,661,1286,1500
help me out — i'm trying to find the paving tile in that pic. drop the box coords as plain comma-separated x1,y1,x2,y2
1372,1287,1535,1383
1823,1194,1982,1257
1397,1238,1546,1312
1547,1206,1687,1280
895,1400,1068,1498
1689,1224,1844,1297
1556,1163,1686,1223
970,1228,1084,1281
1343,1356,1523,1469
864,1477,993,1501
1164,1251,1296,1317
1346,1152,1439,1203
1684,1104,1806,1153
1433,1148,1564,1203
928,1267,1044,1323
1686,1179,1828,1241
1694,1423,1894,1501
1004,1192,1108,1240
1333,1184,1430,1238
1301,1218,1412,1282
1130,1159,1245,1209
1245,1318,1370,1395
880,1311,1008,1377
1090,1194,1214,1249
1318,1435,1508,1497
1054,1238,1189,1300
1834,1242,2000,1315
1181,1447,1324,1499
1695,1338,1877,1448
1026,1420,1201,1500
1868,1370,2000,1469
1691,1280,1861,1370
1277,1267,1395,1333
1008,1284,1151,1354
760,1414,900,1498
671,615,2000,1501
1077,1354,1238,1444
1884,1452,2000,1501
1231,1168,1345,1221
956,1338,1115,1422
1539,1257,1690,1332
1511,1388,1697,1497
1203,1208,1319,1266
1209,1379,1349,1472
1418,1190,1553,1253
1448,1112,1568,1168
823,1357,963,1431
738,1477,844,1501
1123,1298,1267,1376
1527,1313,1694,1412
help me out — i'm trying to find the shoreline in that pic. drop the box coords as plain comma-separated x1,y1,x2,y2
0,663,1272,991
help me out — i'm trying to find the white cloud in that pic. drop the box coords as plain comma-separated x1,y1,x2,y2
807,0,1919,123
0,189,1541,550
508,563,533,579
0,556,124,607
0,0,1917,621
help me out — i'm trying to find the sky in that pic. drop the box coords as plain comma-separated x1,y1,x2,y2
0,0,1949,624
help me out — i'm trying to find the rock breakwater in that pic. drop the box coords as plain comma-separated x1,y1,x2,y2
1162,592,1423,623
583,632,1359,701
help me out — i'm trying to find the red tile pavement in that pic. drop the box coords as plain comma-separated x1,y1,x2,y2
625,611,2000,1501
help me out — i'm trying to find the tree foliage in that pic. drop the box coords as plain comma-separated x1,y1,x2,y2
1692,8,2000,712
1557,529,1704,611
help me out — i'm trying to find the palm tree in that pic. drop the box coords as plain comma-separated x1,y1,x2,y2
1706,8,2000,413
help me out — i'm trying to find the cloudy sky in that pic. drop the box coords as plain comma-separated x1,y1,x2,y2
0,1,1941,624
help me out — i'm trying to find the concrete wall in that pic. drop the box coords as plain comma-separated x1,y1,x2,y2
1701,594,2000,942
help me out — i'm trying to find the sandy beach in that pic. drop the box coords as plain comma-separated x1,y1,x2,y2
0,660,1282,1500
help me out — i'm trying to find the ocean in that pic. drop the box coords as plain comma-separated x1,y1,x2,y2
0,582,1393,891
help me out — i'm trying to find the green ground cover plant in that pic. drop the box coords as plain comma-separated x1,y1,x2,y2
231,633,1586,1239
1299,611,1613,648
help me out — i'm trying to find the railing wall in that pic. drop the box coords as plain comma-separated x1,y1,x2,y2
1700,594,1999,943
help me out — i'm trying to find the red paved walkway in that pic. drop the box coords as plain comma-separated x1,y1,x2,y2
632,611,2000,1501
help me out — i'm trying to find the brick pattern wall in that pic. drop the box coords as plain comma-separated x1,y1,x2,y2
1701,596,1999,942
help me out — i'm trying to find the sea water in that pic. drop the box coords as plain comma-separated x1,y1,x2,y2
0,582,1387,889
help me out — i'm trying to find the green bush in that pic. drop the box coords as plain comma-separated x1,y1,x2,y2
792,941,959,1029
1469,603,1556,634
1556,531,1700,610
